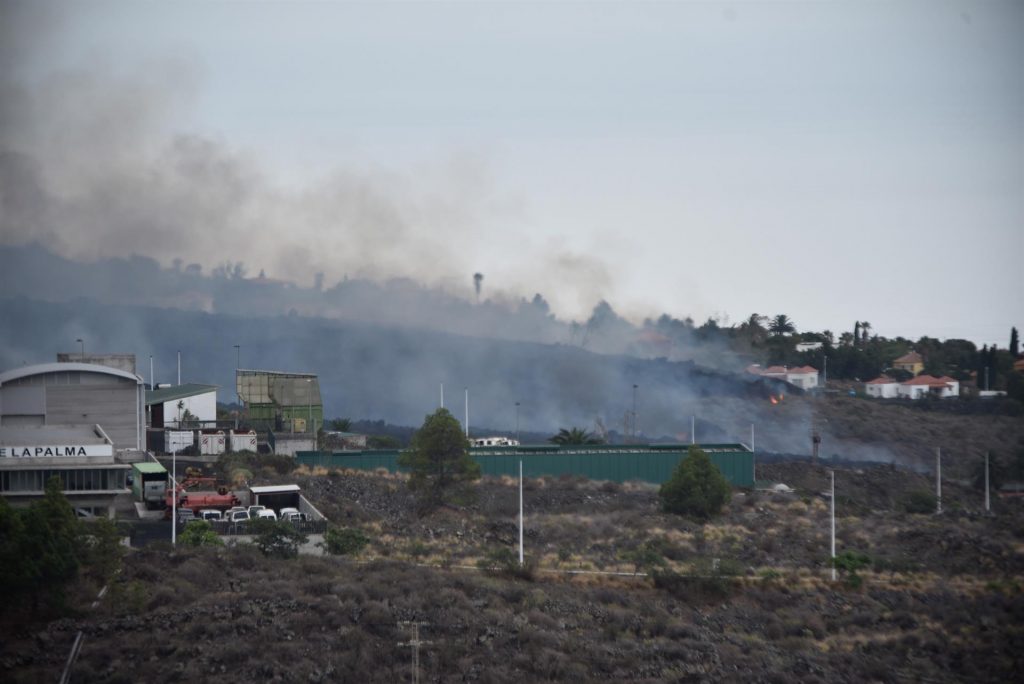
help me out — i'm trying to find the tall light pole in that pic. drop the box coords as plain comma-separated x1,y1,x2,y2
171,445,179,546
830,470,836,581
149,355,154,390
464,387,469,439
440,383,444,409
632,384,638,442
515,402,520,444
985,451,991,513
823,355,828,387
177,350,181,385
751,423,756,484
76,338,84,361
936,447,942,514
691,415,696,445
518,459,525,565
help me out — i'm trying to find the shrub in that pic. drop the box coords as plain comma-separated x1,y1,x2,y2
179,520,224,547
659,446,731,519
476,546,536,580
251,520,308,559
619,542,668,574
320,527,370,557
902,489,937,514
832,550,872,588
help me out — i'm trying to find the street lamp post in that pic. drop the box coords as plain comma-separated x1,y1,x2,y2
632,384,638,442
515,402,520,444
76,338,84,361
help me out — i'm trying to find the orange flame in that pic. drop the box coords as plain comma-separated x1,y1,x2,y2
770,395,778,405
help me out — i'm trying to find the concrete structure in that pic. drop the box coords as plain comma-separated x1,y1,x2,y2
56,353,137,375
865,376,900,398
892,351,925,376
146,383,217,429
795,341,823,353
269,432,315,457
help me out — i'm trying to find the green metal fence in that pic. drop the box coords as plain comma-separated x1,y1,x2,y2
296,443,754,487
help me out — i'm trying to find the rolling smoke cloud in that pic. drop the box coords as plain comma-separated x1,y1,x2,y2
0,22,617,321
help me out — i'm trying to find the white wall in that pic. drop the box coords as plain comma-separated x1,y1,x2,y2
866,383,898,398
163,390,217,425
786,373,818,389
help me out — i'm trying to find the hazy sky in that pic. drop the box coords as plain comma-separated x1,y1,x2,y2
2,1,1021,345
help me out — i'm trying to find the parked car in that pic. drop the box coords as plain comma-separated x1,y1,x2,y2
279,507,302,523
176,508,196,523
227,509,250,523
224,506,246,519
199,509,223,522
247,505,266,518
256,509,278,521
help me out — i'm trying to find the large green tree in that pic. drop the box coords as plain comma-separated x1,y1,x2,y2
659,446,731,519
398,408,480,504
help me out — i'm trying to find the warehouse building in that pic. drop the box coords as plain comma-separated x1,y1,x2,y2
0,361,145,513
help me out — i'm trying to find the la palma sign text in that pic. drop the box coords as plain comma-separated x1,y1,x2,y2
1,445,114,458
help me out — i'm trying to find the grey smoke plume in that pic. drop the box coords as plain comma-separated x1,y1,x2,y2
0,27,617,320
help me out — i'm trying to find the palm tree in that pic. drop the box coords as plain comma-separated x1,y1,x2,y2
769,314,796,336
549,427,604,445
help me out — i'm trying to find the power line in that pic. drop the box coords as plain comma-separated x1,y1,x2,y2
397,621,431,684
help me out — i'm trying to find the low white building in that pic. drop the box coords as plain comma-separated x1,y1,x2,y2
865,376,900,398
795,342,823,353
472,436,520,447
896,375,959,399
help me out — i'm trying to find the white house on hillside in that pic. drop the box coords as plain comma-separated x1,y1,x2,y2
865,374,959,399
865,376,899,398
747,364,819,390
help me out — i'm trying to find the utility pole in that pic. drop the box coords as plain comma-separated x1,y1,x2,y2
984,451,990,513
691,415,696,445
177,350,181,385
823,355,828,387
149,355,154,390
397,622,430,684
76,338,84,361
985,367,990,392
515,402,520,444
440,383,444,410
519,459,524,565
936,447,942,514
171,446,178,545
626,382,634,440
830,470,836,581
751,423,756,484
464,387,469,439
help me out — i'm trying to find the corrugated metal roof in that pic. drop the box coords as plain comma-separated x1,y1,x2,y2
132,462,167,474
250,484,301,494
146,383,218,406
0,362,142,386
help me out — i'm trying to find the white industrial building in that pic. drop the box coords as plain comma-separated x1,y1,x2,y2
146,383,218,428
